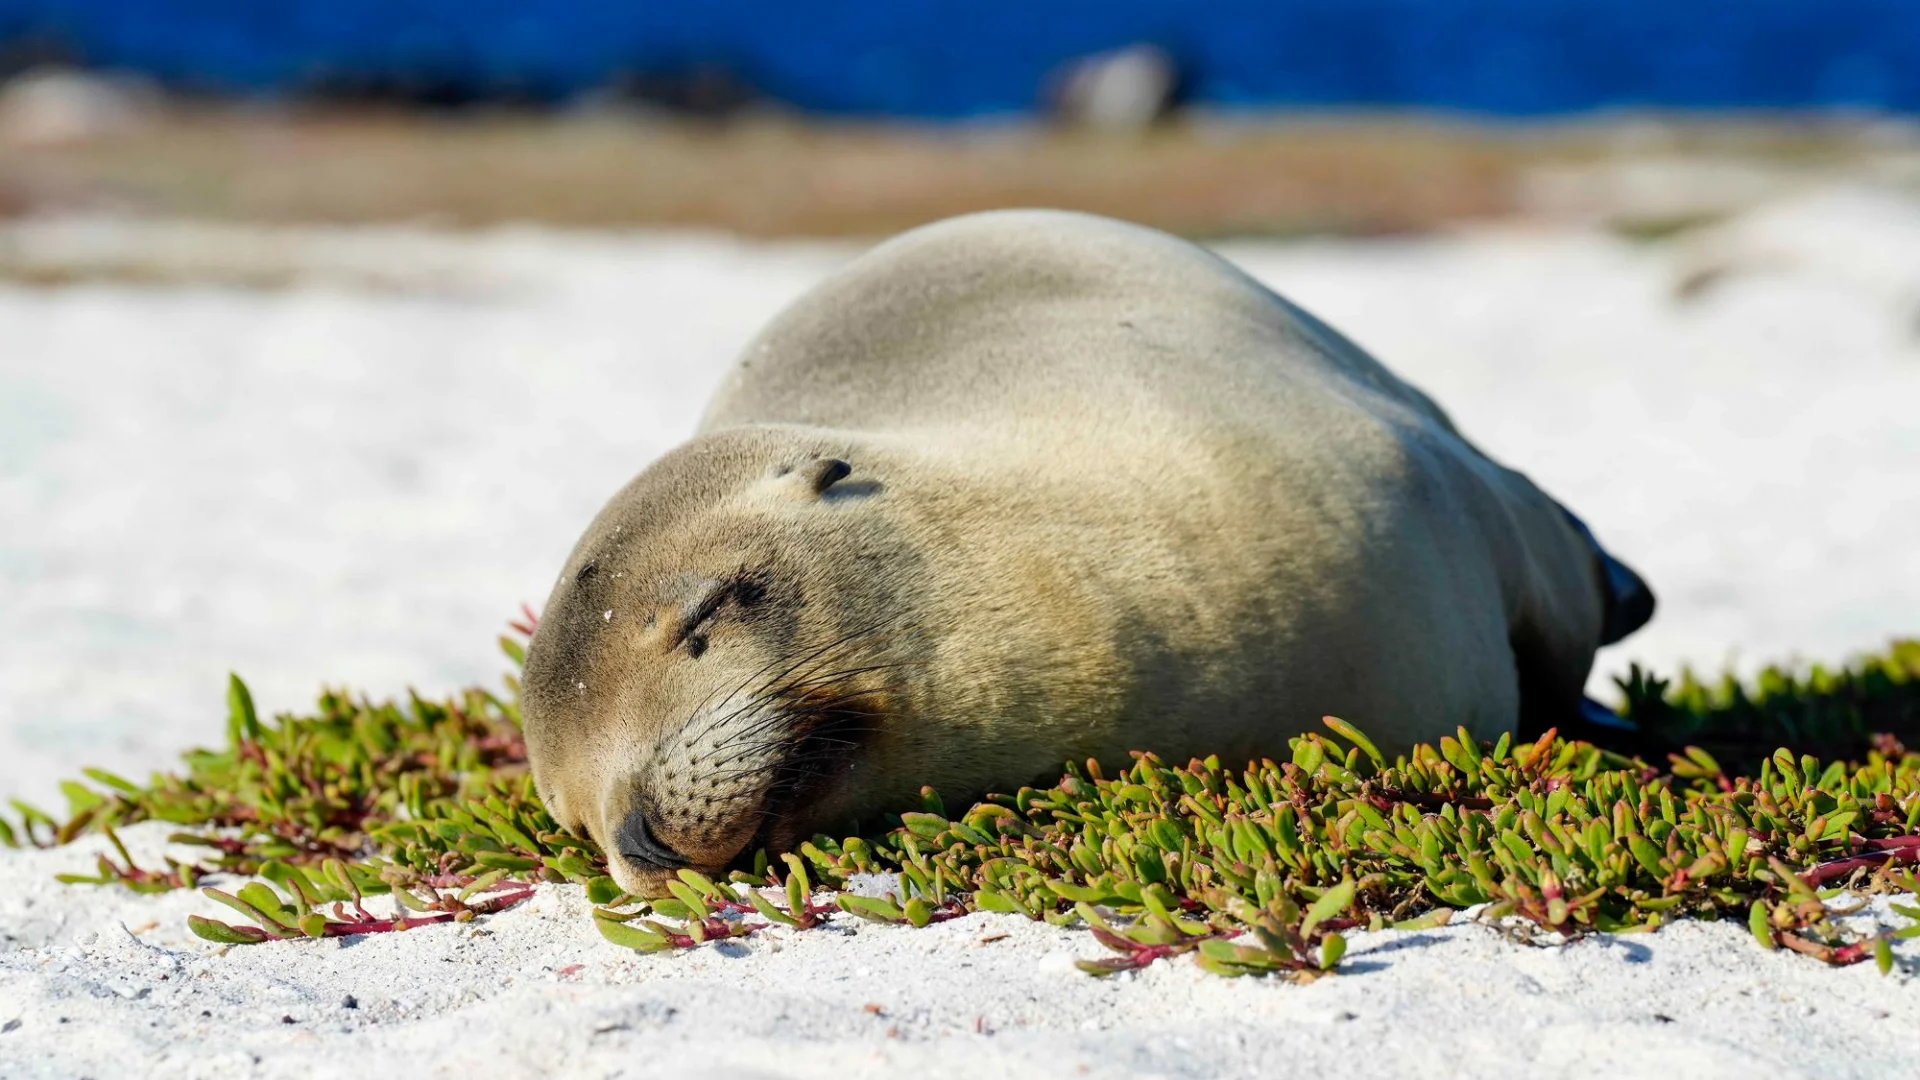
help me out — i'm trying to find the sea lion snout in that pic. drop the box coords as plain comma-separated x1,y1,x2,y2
571,634,898,895
613,806,688,872
587,696,795,894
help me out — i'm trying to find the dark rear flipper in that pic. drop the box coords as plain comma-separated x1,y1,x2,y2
1548,507,1657,744
1559,509,1656,646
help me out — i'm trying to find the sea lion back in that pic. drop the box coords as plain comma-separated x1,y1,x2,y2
699,209,1456,441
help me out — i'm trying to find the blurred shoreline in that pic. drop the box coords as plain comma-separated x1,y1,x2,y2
5,100,1920,238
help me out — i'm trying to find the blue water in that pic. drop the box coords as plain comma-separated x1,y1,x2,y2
1,0,1915,116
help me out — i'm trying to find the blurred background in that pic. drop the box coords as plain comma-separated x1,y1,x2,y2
3,0,1920,233
1,2,1917,804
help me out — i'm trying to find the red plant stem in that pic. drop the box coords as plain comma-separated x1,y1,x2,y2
1368,788,1495,812
1127,943,1189,967
1778,931,1875,966
1092,926,1248,970
508,603,541,637
329,900,378,923
1802,840,1920,886
417,872,523,888
185,835,253,857
299,881,536,938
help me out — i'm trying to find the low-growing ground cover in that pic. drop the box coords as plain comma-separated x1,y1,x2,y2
9,624,1919,981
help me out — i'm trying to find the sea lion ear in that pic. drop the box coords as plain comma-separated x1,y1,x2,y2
766,456,858,500
790,457,852,496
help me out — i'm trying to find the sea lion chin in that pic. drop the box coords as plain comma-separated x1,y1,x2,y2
519,209,1653,896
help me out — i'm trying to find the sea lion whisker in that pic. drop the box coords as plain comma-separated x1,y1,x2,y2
685,685,779,744
700,762,791,788
714,703,883,753
765,619,890,679
760,617,911,686
717,666,896,722
667,631,876,756
761,656,916,701
766,660,917,698
732,682,897,734
739,627,895,705
709,686,894,753
677,646,826,748
703,702,887,774
682,640,886,747
679,673,763,743
675,619,893,747
701,709,879,769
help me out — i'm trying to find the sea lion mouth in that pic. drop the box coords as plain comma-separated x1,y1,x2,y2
743,687,886,856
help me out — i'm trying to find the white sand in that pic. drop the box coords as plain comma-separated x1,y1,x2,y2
2,190,1918,1077
6,825,1920,1079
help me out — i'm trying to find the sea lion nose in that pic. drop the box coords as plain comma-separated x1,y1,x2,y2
615,807,688,870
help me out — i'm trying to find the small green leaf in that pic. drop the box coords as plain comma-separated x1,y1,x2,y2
1392,908,1455,931
746,889,800,928
594,913,675,953
919,786,947,818
498,635,527,668
781,854,811,900
973,889,1023,915
226,673,261,745
188,915,270,945
904,897,933,928
203,884,288,931
1319,932,1347,970
1628,835,1668,878
649,898,692,920
900,813,948,840
59,781,105,817
664,881,711,920
79,768,142,797
1320,717,1384,769
837,894,906,923
1748,902,1776,950
676,868,725,900
1301,879,1355,937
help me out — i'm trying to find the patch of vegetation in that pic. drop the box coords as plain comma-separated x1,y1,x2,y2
1604,211,1728,244
8,628,1920,979
1613,644,1920,774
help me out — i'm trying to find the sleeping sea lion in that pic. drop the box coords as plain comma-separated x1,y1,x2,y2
518,210,1653,894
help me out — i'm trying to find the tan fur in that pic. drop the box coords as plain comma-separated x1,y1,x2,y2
521,210,1610,895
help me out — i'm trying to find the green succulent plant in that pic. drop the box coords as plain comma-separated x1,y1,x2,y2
11,629,1919,978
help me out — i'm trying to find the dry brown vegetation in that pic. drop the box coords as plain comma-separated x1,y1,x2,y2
3,108,1913,238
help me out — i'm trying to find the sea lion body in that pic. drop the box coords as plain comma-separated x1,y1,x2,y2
521,210,1650,894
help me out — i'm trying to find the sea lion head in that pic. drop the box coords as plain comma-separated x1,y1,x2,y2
520,427,918,896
